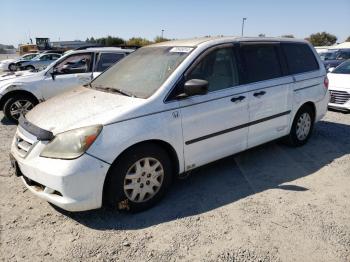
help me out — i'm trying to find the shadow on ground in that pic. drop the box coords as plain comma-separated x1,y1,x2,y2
55,120,350,230
1,115,16,125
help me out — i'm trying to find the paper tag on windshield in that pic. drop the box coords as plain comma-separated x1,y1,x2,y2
169,47,193,53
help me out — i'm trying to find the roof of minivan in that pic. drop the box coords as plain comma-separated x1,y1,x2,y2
85,47,135,52
150,36,309,47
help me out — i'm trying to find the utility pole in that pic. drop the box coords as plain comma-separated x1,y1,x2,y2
161,29,164,39
241,18,247,37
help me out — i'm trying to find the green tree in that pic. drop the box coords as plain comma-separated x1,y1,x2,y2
306,32,337,46
86,36,125,46
126,37,153,46
154,36,170,43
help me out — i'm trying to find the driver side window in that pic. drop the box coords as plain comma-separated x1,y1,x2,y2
54,53,93,74
187,47,239,92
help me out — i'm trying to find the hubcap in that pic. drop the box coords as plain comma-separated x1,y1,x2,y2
296,113,311,141
9,100,34,120
124,157,164,203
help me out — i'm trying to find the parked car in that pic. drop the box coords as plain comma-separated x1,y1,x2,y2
0,47,134,122
9,37,329,212
15,53,62,71
0,53,39,72
322,49,350,71
327,60,350,111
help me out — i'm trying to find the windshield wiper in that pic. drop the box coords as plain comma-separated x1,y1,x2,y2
89,85,135,97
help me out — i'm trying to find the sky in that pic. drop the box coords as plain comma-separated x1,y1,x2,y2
1,0,349,46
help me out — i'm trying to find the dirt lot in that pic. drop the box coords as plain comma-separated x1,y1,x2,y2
0,110,349,262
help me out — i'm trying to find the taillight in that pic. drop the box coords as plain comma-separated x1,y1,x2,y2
324,76,329,89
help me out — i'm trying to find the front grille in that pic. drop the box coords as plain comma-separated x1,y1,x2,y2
329,90,350,105
14,129,36,158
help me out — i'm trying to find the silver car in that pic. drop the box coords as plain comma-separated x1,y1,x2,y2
16,53,62,71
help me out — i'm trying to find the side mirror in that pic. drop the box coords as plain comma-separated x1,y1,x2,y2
183,79,208,96
51,68,58,80
328,67,335,73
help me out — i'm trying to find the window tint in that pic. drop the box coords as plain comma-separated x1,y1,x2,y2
54,53,92,74
333,61,350,74
40,55,50,61
96,53,125,72
240,45,282,83
282,43,319,74
337,51,350,60
51,54,61,60
187,47,239,92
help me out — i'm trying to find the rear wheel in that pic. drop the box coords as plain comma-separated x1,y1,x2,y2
286,104,314,146
104,143,173,212
3,94,37,123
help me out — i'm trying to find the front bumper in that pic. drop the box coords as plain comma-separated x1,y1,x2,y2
10,126,110,211
328,88,350,111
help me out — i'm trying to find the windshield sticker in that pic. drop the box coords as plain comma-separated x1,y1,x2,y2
169,47,193,53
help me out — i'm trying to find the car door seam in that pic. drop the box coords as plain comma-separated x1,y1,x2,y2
184,110,291,145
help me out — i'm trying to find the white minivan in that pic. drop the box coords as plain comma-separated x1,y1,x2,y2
10,37,329,212
0,47,134,122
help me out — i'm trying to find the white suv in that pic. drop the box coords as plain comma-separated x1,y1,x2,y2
0,47,134,122
10,37,329,212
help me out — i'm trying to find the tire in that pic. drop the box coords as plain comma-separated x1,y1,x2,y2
286,104,315,147
25,65,35,71
8,63,17,71
3,94,37,123
103,143,173,213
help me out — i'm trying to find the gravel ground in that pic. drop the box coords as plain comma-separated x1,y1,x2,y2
0,110,349,262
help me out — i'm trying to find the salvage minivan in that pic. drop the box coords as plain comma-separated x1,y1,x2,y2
10,37,329,212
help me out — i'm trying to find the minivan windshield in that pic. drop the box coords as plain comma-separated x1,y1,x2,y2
90,46,193,98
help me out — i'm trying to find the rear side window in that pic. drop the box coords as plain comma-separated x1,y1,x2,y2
240,44,283,84
96,53,125,72
282,43,319,74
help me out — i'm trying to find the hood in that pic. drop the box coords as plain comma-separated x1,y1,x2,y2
0,70,41,82
327,73,350,89
25,86,145,134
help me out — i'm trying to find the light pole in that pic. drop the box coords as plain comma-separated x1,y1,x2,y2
241,18,247,37
161,29,164,39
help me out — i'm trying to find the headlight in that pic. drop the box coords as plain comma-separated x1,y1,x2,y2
40,125,103,159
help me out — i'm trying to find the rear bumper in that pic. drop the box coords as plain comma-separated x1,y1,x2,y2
10,127,111,211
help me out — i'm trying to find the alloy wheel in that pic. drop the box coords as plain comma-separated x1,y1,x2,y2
296,112,311,141
9,100,34,120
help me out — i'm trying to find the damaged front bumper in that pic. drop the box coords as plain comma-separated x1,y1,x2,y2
10,123,110,212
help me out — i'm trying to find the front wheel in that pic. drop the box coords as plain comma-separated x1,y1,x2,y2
286,105,314,147
3,95,37,123
103,143,173,212
8,63,17,71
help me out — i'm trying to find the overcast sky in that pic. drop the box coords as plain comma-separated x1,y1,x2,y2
1,0,349,46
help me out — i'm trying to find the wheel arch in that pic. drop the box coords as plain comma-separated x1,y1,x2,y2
298,101,316,121
102,139,180,206
0,90,39,111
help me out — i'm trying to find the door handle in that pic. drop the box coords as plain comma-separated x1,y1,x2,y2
253,91,266,97
231,95,245,102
